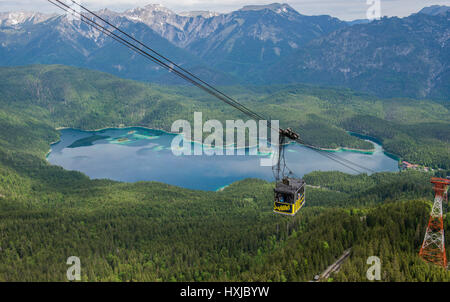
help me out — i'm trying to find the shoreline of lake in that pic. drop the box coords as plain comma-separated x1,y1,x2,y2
47,127,400,191
48,125,379,157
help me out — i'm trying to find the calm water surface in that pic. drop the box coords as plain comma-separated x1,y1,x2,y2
47,128,399,191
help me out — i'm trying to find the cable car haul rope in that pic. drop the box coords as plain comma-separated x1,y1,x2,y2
48,0,376,216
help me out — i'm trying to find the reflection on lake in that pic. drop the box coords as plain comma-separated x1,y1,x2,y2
47,127,399,191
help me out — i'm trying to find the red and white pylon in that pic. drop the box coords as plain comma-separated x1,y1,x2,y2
419,178,449,269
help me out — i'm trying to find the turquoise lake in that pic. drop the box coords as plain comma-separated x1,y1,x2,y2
47,127,399,191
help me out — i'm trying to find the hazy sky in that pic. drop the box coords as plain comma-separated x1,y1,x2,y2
0,0,449,20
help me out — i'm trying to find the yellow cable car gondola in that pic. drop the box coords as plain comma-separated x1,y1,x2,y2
274,178,305,215
273,128,305,216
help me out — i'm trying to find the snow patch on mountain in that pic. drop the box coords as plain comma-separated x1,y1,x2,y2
178,11,221,19
0,12,55,27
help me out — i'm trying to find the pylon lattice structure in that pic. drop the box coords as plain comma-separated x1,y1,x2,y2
419,178,449,269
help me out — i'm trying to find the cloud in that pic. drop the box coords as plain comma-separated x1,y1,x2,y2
1,0,449,20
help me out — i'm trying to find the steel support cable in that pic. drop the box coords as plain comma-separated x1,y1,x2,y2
274,123,375,174
295,138,368,174
289,123,376,174
299,139,376,173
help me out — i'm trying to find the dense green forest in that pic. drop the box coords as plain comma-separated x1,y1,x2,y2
0,64,449,281
0,65,448,167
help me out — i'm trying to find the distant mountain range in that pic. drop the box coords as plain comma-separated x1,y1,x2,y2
267,11,450,99
0,3,448,99
418,5,450,16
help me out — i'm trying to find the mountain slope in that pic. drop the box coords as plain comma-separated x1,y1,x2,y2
0,4,448,98
0,13,233,84
0,11,54,27
185,4,347,76
111,3,348,77
0,3,347,84
267,12,450,99
418,5,450,16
